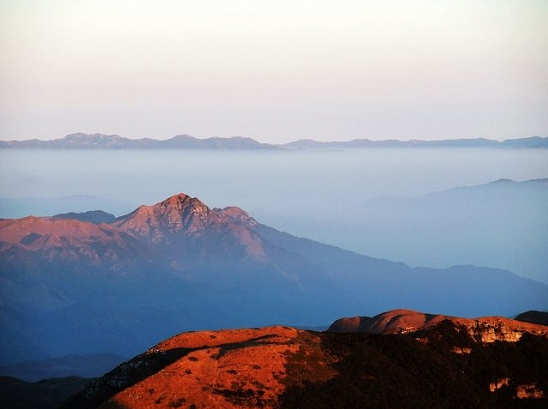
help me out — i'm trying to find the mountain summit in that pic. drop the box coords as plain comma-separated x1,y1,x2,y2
114,193,222,237
112,193,265,258
1,192,548,371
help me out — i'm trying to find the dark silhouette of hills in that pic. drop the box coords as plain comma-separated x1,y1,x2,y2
1,132,546,149
54,311,548,409
516,310,548,326
0,376,90,409
0,353,125,383
1,193,547,381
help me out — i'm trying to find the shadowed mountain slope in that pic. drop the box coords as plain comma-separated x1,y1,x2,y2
1,193,547,376
515,310,548,326
0,376,90,409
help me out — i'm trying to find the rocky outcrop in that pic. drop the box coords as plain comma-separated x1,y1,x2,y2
111,193,267,258
112,194,212,240
328,309,548,342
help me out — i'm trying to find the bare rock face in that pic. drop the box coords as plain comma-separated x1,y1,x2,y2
111,193,266,258
328,309,548,342
113,194,211,238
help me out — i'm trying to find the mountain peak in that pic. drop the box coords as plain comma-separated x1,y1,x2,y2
156,193,210,219
158,192,202,210
106,193,269,259
112,193,211,240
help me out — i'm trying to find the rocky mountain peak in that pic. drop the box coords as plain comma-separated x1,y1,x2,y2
112,193,213,241
157,193,209,215
107,194,267,258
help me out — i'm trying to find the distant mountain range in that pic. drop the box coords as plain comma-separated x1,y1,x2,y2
0,353,124,383
283,135,548,149
334,178,548,284
0,133,278,150
1,192,547,378
1,132,547,149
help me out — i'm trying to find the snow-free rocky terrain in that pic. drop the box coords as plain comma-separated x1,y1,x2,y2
58,309,548,409
1,193,548,373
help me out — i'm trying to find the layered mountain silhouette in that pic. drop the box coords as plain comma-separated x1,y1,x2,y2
0,133,279,150
0,375,90,409
1,193,548,378
290,178,548,283
54,309,548,409
1,132,547,149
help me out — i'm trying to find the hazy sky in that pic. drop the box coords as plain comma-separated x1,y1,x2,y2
1,0,547,143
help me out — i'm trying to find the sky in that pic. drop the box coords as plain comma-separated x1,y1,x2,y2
0,0,547,144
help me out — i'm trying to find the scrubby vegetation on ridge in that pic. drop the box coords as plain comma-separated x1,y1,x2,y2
279,325,548,409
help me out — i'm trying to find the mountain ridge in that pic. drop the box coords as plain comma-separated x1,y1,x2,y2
57,310,548,409
2,309,547,408
328,309,548,342
1,133,547,149
326,176,548,283
1,192,547,374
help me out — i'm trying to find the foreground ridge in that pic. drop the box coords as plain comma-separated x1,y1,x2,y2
60,311,548,409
